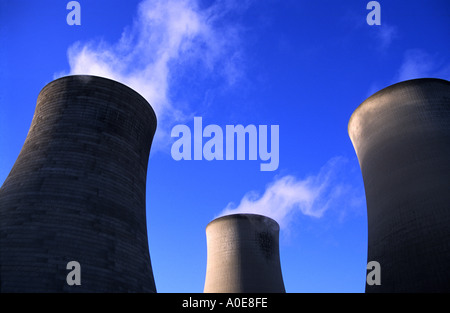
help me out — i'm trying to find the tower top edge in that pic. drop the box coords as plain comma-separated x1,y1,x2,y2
39,75,158,123
206,213,280,231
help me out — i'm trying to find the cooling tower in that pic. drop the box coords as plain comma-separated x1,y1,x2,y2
0,75,157,292
204,213,285,293
348,78,450,292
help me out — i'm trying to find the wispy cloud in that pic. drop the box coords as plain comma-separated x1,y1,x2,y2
367,48,450,98
375,23,397,51
396,49,450,82
59,0,246,150
218,157,364,230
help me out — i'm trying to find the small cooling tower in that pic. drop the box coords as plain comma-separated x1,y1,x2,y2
204,213,285,293
348,78,450,292
0,75,157,292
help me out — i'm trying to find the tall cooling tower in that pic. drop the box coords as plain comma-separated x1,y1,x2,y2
348,78,450,292
0,75,157,292
204,213,285,293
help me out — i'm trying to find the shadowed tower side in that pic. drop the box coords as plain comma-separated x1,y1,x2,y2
0,75,157,292
348,78,450,292
204,213,286,293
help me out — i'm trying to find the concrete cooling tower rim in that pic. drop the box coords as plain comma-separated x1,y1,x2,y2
43,75,158,124
347,77,450,134
207,213,280,231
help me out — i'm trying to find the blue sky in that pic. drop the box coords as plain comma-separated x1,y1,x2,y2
0,0,449,292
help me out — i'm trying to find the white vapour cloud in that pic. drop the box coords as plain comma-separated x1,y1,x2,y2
396,49,450,82
368,49,450,98
219,157,363,230
61,0,244,149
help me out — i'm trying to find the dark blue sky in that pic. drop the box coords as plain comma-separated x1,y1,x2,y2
1,0,449,292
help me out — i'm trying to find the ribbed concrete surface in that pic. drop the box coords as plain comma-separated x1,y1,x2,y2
204,214,285,293
0,75,157,292
348,78,450,292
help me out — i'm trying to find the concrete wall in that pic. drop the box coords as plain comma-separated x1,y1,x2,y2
348,78,450,292
204,214,285,293
0,75,157,292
